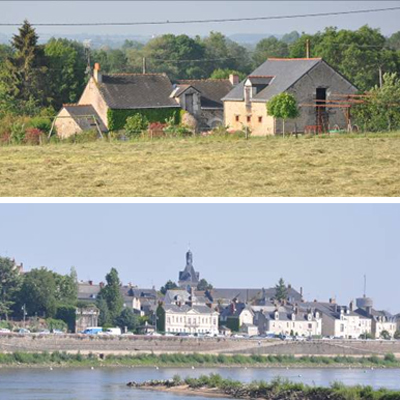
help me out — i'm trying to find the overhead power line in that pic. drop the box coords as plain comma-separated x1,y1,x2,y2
1,6,400,27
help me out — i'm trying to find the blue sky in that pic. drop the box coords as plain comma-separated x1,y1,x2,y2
0,204,398,312
0,1,399,37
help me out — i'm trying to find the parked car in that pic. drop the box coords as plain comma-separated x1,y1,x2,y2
18,328,30,334
82,327,103,335
0,328,11,333
103,328,122,336
52,329,64,335
37,330,51,335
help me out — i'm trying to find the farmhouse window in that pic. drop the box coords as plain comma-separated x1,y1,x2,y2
258,116,262,123
235,115,240,122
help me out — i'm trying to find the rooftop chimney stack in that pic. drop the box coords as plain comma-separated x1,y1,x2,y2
229,74,240,86
94,63,102,83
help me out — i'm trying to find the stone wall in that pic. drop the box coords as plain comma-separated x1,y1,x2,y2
1,335,400,356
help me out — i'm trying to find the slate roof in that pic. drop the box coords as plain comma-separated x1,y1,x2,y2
97,73,180,109
77,282,101,301
176,79,233,109
164,304,218,314
220,302,253,318
300,302,362,319
355,308,395,322
63,104,107,132
205,287,303,304
223,58,324,102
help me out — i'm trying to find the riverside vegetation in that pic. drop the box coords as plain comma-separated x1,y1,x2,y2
1,133,400,197
1,352,400,368
128,373,400,400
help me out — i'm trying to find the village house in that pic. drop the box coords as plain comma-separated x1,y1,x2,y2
302,300,371,339
55,63,181,138
75,306,99,333
254,306,322,337
220,301,258,336
55,64,235,138
157,303,219,335
170,76,236,130
222,58,358,136
354,296,397,339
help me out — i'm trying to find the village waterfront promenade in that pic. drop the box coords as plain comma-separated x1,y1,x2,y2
1,334,400,358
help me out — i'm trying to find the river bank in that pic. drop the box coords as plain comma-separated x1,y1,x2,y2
1,352,400,369
128,374,400,399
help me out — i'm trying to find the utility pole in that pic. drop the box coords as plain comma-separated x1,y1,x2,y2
378,66,383,88
142,57,147,74
306,39,311,59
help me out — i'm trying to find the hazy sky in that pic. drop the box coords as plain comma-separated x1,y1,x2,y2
0,1,400,37
0,203,398,312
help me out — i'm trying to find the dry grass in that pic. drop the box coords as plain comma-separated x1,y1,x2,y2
1,134,400,197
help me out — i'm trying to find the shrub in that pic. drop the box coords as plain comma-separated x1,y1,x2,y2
124,114,149,137
30,116,52,133
46,318,67,332
384,353,396,362
64,130,99,143
10,122,26,144
24,127,44,145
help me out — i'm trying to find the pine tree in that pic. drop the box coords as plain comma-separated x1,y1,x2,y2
4,20,48,114
274,278,288,302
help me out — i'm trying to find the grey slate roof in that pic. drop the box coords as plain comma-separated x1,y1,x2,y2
206,287,303,304
355,308,395,322
223,58,323,102
176,79,233,109
220,302,253,318
300,302,362,319
98,73,180,109
164,304,217,314
77,283,101,301
63,104,107,132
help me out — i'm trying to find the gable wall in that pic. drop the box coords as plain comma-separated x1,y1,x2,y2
281,61,358,134
79,78,109,129
54,108,83,139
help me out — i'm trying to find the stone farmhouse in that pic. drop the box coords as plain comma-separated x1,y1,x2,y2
55,63,235,138
222,58,357,135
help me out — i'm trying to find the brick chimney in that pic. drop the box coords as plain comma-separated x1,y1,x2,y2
94,63,102,83
229,74,239,86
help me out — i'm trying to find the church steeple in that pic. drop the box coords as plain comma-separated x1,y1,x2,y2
186,249,193,266
178,248,200,288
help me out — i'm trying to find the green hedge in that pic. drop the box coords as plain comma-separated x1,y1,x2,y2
107,108,182,131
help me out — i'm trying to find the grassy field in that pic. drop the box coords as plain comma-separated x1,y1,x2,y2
1,133,400,197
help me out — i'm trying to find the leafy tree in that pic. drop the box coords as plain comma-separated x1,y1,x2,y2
96,296,111,327
116,308,139,331
54,267,78,305
210,68,246,81
281,31,300,44
380,330,391,340
44,38,87,108
160,280,179,295
18,267,58,318
98,268,124,324
197,279,213,291
274,278,288,302
202,31,251,77
394,330,400,340
386,31,400,51
124,113,149,136
55,305,76,332
156,303,165,332
0,257,22,319
267,92,299,136
253,37,289,67
352,72,400,132
3,20,48,114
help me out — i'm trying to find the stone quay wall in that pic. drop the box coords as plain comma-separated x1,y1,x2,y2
1,334,400,356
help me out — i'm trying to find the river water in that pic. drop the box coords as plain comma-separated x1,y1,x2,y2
1,367,400,400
